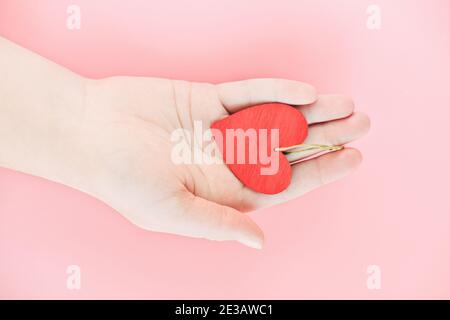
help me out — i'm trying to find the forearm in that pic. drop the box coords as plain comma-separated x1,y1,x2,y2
0,37,87,186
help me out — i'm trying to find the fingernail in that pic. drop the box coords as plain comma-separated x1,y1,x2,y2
241,236,264,250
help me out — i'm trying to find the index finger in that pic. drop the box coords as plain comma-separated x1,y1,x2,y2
216,78,317,113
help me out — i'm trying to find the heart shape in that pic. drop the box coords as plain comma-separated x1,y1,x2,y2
211,103,308,194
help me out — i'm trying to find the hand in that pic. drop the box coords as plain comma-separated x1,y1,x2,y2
0,37,369,249
73,77,369,249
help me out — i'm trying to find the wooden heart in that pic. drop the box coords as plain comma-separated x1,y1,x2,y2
211,103,308,194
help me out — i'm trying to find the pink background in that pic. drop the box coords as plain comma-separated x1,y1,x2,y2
1,0,450,299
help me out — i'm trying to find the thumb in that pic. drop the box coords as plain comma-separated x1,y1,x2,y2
175,193,264,249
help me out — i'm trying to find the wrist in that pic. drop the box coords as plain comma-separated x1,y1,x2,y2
0,73,90,188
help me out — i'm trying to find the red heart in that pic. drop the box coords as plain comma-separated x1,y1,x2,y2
211,103,308,194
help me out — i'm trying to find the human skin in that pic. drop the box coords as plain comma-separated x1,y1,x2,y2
0,37,370,249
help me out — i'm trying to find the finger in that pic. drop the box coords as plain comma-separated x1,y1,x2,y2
217,78,317,113
248,148,362,208
299,94,355,124
174,193,264,249
285,112,370,163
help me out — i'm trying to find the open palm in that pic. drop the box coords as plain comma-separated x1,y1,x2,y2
81,77,369,248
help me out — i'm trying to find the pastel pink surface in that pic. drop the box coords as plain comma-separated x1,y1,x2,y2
211,103,308,194
1,0,450,299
